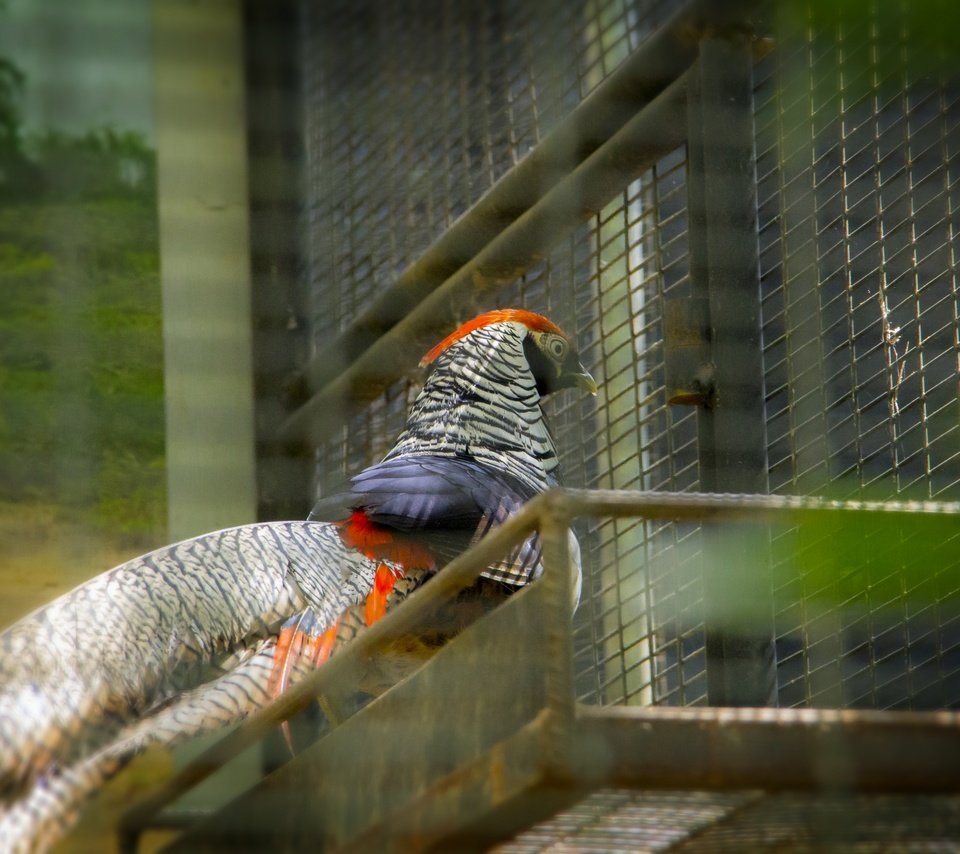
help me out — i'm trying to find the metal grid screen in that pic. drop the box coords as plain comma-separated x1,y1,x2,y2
755,4,960,710
297,0,960,716
499,789,960,853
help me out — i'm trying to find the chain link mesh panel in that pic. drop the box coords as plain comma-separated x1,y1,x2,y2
298,0,960,719
497,789,960,853
755,3,960,711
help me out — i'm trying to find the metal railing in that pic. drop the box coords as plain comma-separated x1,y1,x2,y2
119,488,960,850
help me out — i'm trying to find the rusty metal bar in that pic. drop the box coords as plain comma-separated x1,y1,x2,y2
342,712,587,854
551,488,960,522
573,705,960,793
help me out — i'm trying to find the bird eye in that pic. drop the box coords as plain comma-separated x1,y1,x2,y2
548,336,566,359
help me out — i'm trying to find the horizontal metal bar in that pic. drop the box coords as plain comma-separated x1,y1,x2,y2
285,0,722,418
119,487,960,843
281,72,691,446
551,488,960,521
574,705,960,792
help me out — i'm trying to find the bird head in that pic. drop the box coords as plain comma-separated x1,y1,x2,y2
419,309,597,399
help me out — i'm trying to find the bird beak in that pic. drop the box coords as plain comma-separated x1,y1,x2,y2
572,368,598,396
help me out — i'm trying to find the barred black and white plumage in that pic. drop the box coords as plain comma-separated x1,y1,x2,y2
388,320,562,491
282,311,593,690
0,522,383,847
0,309,595,850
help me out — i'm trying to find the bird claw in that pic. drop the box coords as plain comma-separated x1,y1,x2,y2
269,618,340,697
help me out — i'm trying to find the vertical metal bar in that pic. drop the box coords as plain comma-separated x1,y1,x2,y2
687,32,777,707
155,0,257,541
539,498,577,773
152,0,265,822
242,0,314,773
245,0,311,523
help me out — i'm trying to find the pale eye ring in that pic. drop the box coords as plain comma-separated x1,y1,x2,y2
548,337,566,359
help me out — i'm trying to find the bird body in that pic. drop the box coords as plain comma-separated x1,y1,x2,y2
0,309,594,849
315,311,595,592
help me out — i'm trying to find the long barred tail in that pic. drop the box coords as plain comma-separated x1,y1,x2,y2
0,639,286,850
0,521,378,849
0,567,436,850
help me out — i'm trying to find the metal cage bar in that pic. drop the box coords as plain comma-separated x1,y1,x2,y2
686,32,777,707
119,489,960,850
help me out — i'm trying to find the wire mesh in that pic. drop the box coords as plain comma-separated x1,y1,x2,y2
299,0,960,720
755,2,960,710
495,789,757,853
497,789,960,853
301,0,699,710
301,0,583,483
300,0,680,343
756,6,960,501
493,148,705,708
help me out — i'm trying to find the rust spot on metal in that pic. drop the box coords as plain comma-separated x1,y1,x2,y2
663,298,713,407
488,742,508,803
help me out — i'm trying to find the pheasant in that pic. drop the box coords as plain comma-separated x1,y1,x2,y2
0,308,594,849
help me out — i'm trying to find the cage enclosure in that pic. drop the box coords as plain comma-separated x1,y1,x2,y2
123,0,960,850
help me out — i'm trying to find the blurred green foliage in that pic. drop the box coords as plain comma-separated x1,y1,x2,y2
0,50,164,535
776,0,960,88
0,192,165,534
651,500,959,628
770,508,960,614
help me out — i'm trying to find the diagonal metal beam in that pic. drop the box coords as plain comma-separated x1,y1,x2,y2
285,0,728,420
280,73,690,447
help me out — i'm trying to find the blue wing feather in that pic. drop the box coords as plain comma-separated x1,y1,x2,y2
308,455,541,577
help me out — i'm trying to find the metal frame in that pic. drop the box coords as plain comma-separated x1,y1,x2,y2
116,1,960,848
119,490,960,851
154,0,258,540
244,0,311,524
276,0,764,451
685,31,776,707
